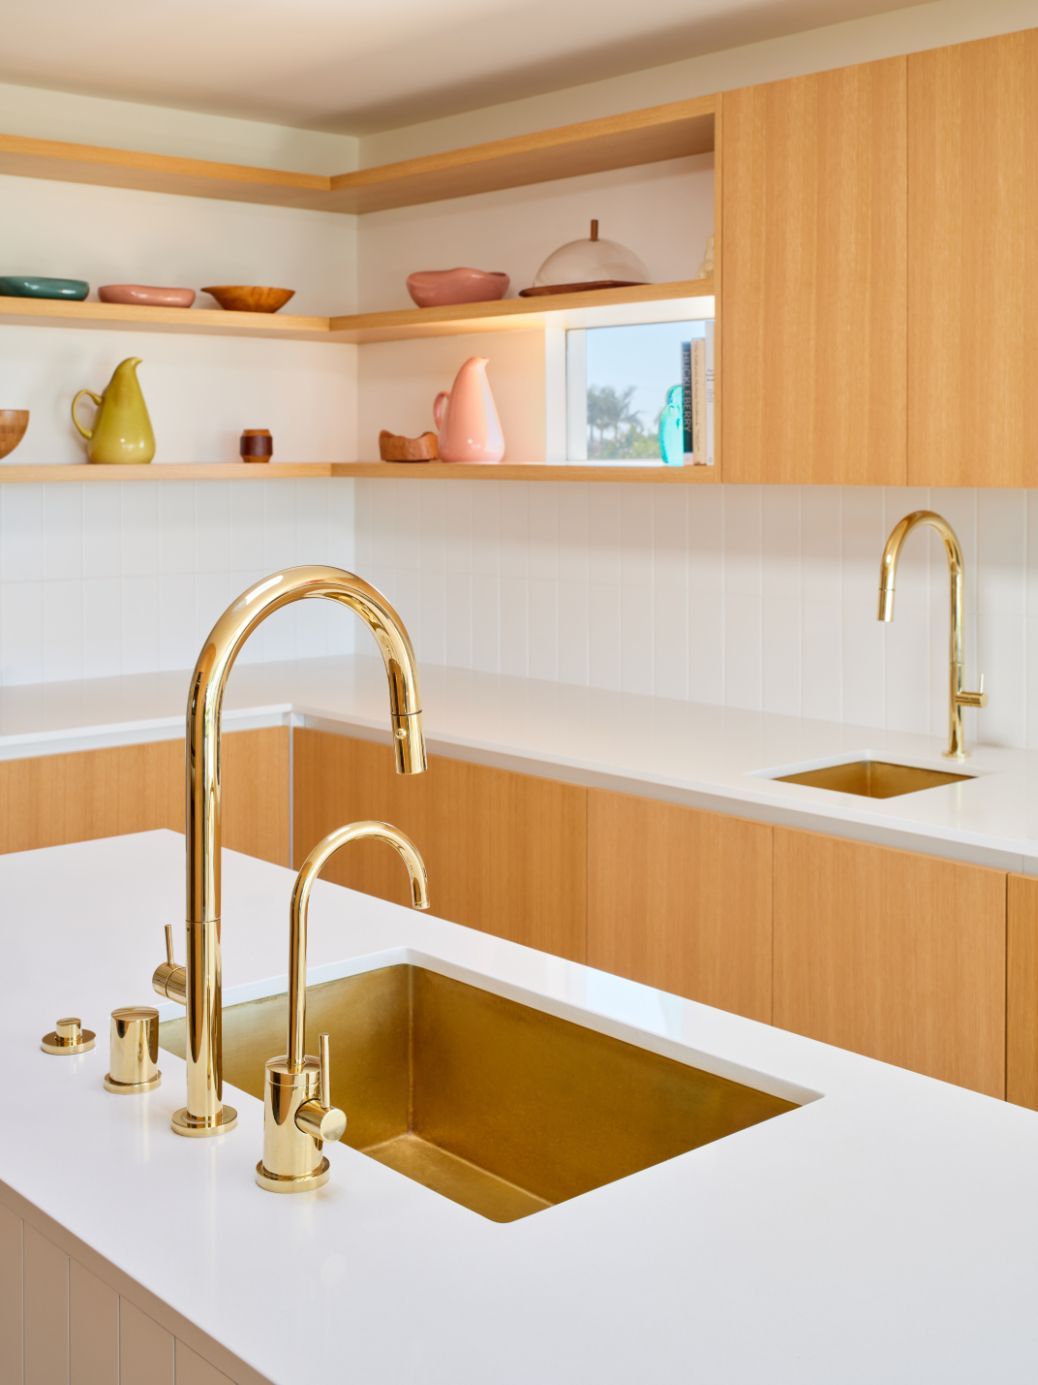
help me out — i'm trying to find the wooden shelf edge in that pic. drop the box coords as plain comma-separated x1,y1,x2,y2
0,463,335,482
329,462,720,483
328,278,714,343
0,296,332,340
0,94,716,215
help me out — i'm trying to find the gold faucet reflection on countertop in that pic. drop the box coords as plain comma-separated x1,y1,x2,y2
878,511,987,760
154,566,427,1139
256,820,429,1193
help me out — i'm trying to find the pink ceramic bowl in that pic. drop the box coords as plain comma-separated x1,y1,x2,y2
99,284,196,308
406,268,509,309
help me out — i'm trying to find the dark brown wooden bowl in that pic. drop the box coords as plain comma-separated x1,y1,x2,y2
0,410,29,459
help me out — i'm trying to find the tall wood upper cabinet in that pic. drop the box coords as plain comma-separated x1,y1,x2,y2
908,31,1038,486
720,59,907,484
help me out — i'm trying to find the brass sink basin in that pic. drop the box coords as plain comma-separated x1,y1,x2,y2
160,965,799,1222
772,758,973,799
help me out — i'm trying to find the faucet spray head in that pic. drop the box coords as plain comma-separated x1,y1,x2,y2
392,710,427,775
877,584,895,622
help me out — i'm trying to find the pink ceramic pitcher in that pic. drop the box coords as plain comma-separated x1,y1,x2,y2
433,357,505,463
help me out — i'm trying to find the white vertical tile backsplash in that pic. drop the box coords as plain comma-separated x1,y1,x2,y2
357,478,1038,750
0,477,357,686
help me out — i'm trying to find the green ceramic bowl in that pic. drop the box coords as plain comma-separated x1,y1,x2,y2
0,276,89,300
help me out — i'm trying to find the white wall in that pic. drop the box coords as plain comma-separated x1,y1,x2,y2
356,481,1032,748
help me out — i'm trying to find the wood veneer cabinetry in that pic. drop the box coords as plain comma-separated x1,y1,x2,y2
773,828,1006,1097
1007,873,1038,1109
292,729,587,961
586,789,772,1022
0,727,289,865
908,31,1038,486
720,58,908,484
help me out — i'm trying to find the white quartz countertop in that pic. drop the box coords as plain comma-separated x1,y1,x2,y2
3,655,1038,868
3,831,1038,1384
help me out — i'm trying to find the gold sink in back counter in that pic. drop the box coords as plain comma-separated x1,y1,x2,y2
161,964,801,1222
771,758,974,799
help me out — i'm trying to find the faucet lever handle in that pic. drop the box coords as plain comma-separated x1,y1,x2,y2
295,1033,347,1145
152,924,187,1006
958,673,987,710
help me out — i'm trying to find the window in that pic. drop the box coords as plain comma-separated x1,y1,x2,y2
565,318,714,466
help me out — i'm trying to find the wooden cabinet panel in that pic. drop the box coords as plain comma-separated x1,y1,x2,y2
908,32,1038,486
70,1259,119,1385
175,1342,233,1384
721,59,907,484
774,828,1006,1096
586,790,772,1022
24,1224,69,1385
120,1301,173,1385
1007,874,1038,1109
293,730,587,961
0,1202,22,1382
0,727,289,865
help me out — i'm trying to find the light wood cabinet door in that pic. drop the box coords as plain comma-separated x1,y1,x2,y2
1007,873,1038,1109
774,828,1006,1096
720,58,907,484
293,730,587,962
586,790,772,1022
0,728,290,866
908,32,1038,486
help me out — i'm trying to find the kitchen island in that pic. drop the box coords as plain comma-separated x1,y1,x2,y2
1,829,1037,1383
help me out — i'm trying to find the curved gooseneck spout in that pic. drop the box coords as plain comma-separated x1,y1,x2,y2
167,565,426,1139
287,820,429,1072
255,821,429,1194
877,511,986,760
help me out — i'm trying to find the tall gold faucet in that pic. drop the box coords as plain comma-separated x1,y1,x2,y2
877,511,986,760
256,820,429,1193
153,567,427,1138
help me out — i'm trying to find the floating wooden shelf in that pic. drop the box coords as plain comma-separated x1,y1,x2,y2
0,279,713,345
328,278,714,343
0,463,334,482
0,295,332,340
0,95,716,215
325,96,716,213
330,462,719,483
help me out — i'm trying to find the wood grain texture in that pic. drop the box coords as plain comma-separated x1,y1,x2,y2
293,730,587,961
586,790,772,1022
120,1300,173,1385
0,294,330,340
70,1259,119,1385
908,31,1038,486
328,461,718,482
24,1224,69,1385
327,97,715,212
0,728,289,865
774,828,1006,1096
0,1202,22,1382
1007,874,1038,1109
721,59,907,484
0,464,334,482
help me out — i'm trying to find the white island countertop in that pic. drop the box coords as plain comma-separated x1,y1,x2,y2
2,830,1038,1384
2,654,1038,868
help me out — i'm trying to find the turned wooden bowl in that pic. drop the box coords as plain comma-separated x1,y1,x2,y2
201,285,295,313
0,410,29,460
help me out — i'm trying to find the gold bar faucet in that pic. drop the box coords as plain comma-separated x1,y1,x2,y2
877,511,986,760
154,567,427,1138
256,820,429,1193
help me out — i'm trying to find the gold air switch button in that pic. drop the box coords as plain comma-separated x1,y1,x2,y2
41,1017,96,1055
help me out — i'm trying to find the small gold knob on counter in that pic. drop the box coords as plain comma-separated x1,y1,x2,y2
41,1016,96,1055
104,1007,161,1094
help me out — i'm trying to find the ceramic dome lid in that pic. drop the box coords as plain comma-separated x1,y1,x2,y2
527,219,650,293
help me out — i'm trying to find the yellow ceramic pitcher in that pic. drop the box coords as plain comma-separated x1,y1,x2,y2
72,357,155,464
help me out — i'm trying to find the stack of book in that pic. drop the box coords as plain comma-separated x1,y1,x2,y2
681,321,715,466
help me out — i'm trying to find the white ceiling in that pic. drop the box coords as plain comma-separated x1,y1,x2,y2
0,0,928,135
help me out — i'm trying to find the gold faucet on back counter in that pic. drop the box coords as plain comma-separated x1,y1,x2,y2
256,820,429,1193
877,511,987,761
153,566,427,1138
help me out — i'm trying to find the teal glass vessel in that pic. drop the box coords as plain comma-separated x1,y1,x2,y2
658,383,684,466
0,276,89,300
